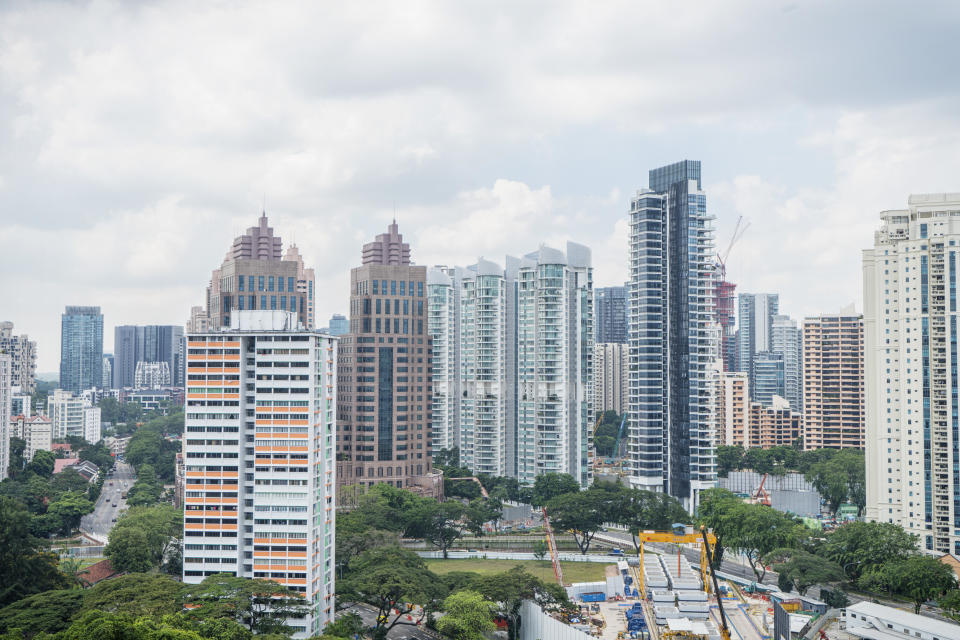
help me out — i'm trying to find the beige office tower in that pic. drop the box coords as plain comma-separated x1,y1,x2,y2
594,343,629,416
182,311,336,637
336,222,432,491
200,214,315,330
863,193,960,555
715,371,749,447
747,396,801,449
802,311,864,450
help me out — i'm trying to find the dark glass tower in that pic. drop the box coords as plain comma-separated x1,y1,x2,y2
596,286,628,344
59,306,103,393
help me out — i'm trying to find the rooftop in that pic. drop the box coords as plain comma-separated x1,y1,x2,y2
846,601,960,639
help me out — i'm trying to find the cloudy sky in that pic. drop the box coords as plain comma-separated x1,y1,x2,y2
2,1,959,373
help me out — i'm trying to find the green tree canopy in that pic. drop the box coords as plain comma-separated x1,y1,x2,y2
859,555,958,613
106,505,182,573
617,488,689,555
180,573,308,635
530,473,580,507
0,589,84,636
0,497,67,606
763,548,844,595
545,486,618,554
805,449,865,515
818,521,917,580
25,451,54,478
82,574,183,617
435,590,496,640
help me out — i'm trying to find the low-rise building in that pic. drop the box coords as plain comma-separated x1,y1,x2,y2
13,415,53,460
844,601,959,640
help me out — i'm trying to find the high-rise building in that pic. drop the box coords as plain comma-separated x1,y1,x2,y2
715,371,748,447
746,396,801,449
59,306,103,393
48,389,84,440
627,160,717,508
113,325,185,389
135,361,172,388
802,311,864,450
327,314,348,337
186,305,210,333
83,406,102,444
594,343,629,416
596,286,628,344
715,281,738,372
737,293,779,401
752,351,785,407
771,315,802,410
427,268,458,455
0,354,11,479
182,311,336,636
200,214,315,331
0,322,37,394
336,222,432,490
426,246,594,485
102,354,114,389
863,193,960,555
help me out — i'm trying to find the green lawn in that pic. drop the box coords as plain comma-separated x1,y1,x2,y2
424,558,610,584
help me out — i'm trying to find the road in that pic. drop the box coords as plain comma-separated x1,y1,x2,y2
339,603,437,640
81,461,135,542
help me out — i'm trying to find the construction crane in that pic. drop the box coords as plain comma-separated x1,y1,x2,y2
716,215,750,281
750,473,772,507
701,526,731,640
634,529,717,596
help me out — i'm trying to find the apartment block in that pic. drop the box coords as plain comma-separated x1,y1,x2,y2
628,160,717,508
114,325,184,388
13,415,53,461
715,371,749,447
716,281,737,372
59,306,103,393
200,214,316,331
0,354,10,479
747,396,801,449
863,192,960,555
594,342,629,416
738,293,778,400
772,314,802,411
596,285,627,344
48,389,84,440
336,222,432,490
182,311,336,637
0,322,37,394
427,268,458,455
83,407,102,444
802,312,864,450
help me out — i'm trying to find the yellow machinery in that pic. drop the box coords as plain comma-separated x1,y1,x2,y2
634,529,717,596
700,526,731,640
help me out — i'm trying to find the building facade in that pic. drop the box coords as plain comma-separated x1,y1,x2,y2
48,389,84,440
802,312,864,450
715,281,738,372
13,415,53,461
0,322,37,394
715,371,749,447
182,311,336,636
327,314,348,337
102,354,113,389
427,268,457,455
746,396,802,449
596,286,628,344
200,214,316,331
114,325,185,388
864,193,960,555
336,222,432,490
0,354,10,479
59,306,103,393
737,293,779,400
772,314,802,411
135,361,172,388
752,351,785,408
594,342,629,416
83,407,102,444
627,160,717,508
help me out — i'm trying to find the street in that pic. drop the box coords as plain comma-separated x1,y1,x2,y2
81,461,135,543
339,603,437,640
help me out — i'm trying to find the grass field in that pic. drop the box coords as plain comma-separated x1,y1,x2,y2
424,558,610,584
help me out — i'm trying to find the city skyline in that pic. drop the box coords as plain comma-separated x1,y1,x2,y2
5,2,960,372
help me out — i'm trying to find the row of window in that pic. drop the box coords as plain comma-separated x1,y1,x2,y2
237,275,296,293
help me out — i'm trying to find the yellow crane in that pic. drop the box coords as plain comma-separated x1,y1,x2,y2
634,529,717,595
701,526,731,640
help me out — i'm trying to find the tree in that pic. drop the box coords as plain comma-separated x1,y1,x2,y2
181,573,308,635
26,450,55,478
805,449,865,515
337,547,443,638
763,548,844,595
0,589,84,636
104,527,152,573
435,591,496,640
47,492,94,535
721,503,805,581
716,446,744,478
696,488,742,566
323,612,365,638
545,488,611,555
407,500,467,559
821,588,850,609
859,556,958,613
471,566,570,640
351,483,421,534
107,505,182,572
433,447,460,467
618,489,689,555
818,521,916,580
531,473,580,507
940,589,960,622
532,539,548,561
6,438,25,479
0,497,68,606
335,510,400,579
465,497,501,536
126,463,164,506
82,574,183,617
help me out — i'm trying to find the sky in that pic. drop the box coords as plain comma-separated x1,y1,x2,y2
2,0,960,373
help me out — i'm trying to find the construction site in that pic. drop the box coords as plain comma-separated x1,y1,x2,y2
550,526,826,640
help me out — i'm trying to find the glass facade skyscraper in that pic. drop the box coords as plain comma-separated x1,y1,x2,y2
596,286,628,344
628,160,717,509
737,293,779,402
59,306,103,393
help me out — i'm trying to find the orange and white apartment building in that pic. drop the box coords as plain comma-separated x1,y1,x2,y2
182,310,336,637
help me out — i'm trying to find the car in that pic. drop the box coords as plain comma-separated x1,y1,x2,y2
111,518,117,522
112,503,117,507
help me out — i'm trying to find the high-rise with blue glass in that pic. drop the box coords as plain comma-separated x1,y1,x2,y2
864,192,960,556
627,160,717,509
59,306,103,393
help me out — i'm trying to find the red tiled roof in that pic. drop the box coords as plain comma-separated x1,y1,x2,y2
51,443,72,451
53,458,80,474
79,558,119,587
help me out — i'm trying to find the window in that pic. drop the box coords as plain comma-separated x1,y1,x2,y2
391,280,397,295
248,275,255,292
288,277,294,291
278,277,284,292
400,281,405,295
372,280,378,294
268,276,275,291
258,276,265,291
271,296,277,310
238,276,244,291
280,296,286,310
